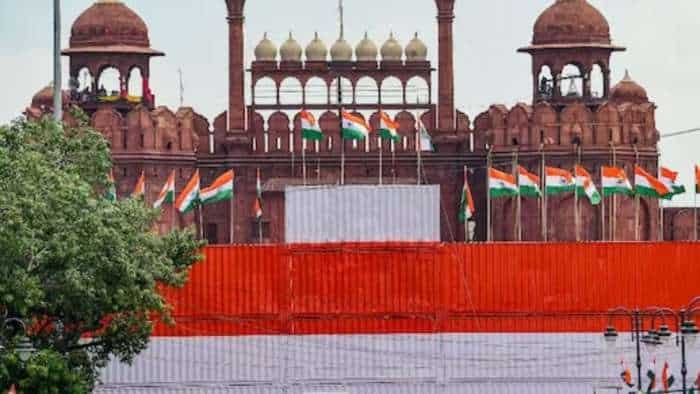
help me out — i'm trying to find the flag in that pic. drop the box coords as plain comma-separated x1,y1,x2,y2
201,170,235,206
518,166,541,197
254,168,263,222
602,166,633,196
106,169,117,202
417,120,434,152
662,361,675,393
620,359,634,388
300,110,323,141
379,112,400,142
635,165,671,199
575,165,601,205
696,165,700,194
175,170,200,214
341,111,370,140
646,359,657,394
489,168,519,198
132,171,145,199
659,167,686,200
545,166,575,196
459,171,475,223
153,170,176,209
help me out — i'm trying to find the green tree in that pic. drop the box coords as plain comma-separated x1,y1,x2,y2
0,111,204,391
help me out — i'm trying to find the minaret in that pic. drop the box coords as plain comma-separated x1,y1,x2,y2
435,0,455,132
225,0,246,133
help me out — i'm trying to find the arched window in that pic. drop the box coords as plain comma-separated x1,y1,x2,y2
590,64,605,99
560,64,583,97
405,76,429,105
355,77,378,105
279,77,303,105
97,67,121,96
128,67,143,97
381,77,403,104
329,77,353,105
537,65,553,99
305,77,327,105
253,77,277,105
77,67,93,92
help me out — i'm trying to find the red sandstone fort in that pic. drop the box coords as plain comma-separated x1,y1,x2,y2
25,0,698,243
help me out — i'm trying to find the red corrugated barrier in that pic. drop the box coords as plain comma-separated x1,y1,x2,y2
154,242,700,336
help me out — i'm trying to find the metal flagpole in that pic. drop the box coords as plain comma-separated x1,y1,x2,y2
611,144,617,241
513,149,521,242
574,145,581,242
416,127,422,185
198,204,204,240
230,175,235,244
391,141,396,183
695,188,698,241
53,0,62,121
601,166,606,241
487,148,492,242
464,165,469,243
302,139,307,186
338,75,345,185
541,145,547,242
634,146,640,241
379,137,383,185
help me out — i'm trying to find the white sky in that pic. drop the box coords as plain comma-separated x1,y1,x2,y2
1,0,699,205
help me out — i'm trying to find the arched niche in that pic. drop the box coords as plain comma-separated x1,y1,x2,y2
506,104,531,147
590,64,605,99
380,76,403,105
267,111,291,152
279,77,303,105
253,77,277,105
559,63,583,98
305,77,328,105
537,65,554,100
355,77,378,105
318,111,340,153
76,67,94,92
97,66,121,96
406,76,429,105
127,67,143,97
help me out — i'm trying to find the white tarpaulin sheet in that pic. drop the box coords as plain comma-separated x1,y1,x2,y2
284,185,440,243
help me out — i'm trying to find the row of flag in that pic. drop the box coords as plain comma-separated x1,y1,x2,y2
620,358,700,393
106,169,262,222
301,110,435,151
458,164,700,222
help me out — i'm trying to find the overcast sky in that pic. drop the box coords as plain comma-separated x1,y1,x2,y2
1,0,699,204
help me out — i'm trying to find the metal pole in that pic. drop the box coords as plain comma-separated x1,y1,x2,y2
230,181,235,244
513,150,520,242
681,309,689,394
487,148,492,242
379,138,383,185
417,129,422,185
695,191,698,241
198,204,204,240
338,75,345,185
634,146,640,241
464,165,469,243
541,146,548,242
601,166,606,241
302,140,307,186
612,145,617,241
634,311,643,392
392,142,396,183
53,0,62,121
575,145,581,242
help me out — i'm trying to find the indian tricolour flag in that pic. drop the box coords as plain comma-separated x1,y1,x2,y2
662,361,675,392
545,167,575,196
635,165,671,199
153,170,176,209
517,166,541,197
575,165,601,205
300,111,323,141
106,169,117,202
489,168,518,198
602,166,633,196
417,120,434,152
201,170,234,206
458,172,475,223
254,168,263,222
659,167,685,199
175,170,200,214
379,112,400,142
132,171,145,199
646,359,657,394
341,111,370,140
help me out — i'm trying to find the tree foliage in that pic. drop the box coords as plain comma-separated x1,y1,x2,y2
0,112,204,391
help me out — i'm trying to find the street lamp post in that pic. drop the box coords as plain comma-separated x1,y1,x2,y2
680,297,700,393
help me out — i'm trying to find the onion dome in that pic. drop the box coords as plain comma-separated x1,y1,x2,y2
610,70,649,103
254,33,277,61
533,0,611,46
330,36,353,62
381,32,402,61
280,32,303,62
305,32,327,61
405,32,427,61
355,32,378,61
31,84,55,108
66,0,162,55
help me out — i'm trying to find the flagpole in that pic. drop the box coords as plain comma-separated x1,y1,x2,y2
487,148,492,242
575,145,581,242
541,145,547,242
695,189,698,241
302,139,307,186
464,165,469,243
513,149,520,242
601,166,606,241
634,146,640,241
198,204,204,240
379,137,383,185
337,75,345,186
53,0,62,121
612,144,617,241
416,128,422,185
230,175,235,244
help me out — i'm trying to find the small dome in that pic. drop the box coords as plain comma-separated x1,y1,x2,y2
254,33,277,61
381,33,402,61
610,70,649,103
305,32,327,61
405,32,427,61
355,32,378,62
32,84,55,107
280,32,302,62
533,0,611,46
330,36,353,62
70,0,150,49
